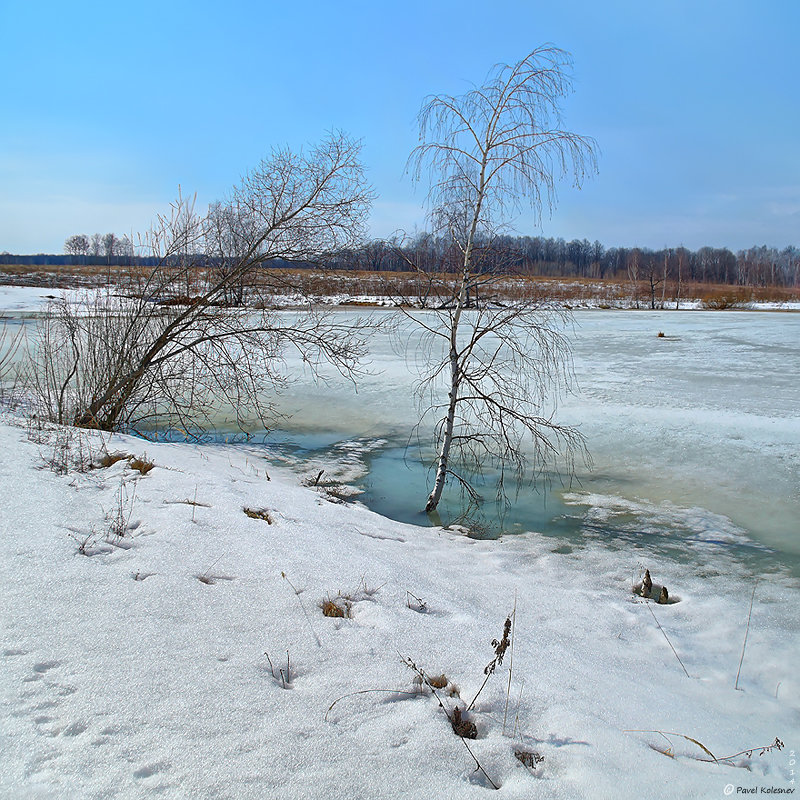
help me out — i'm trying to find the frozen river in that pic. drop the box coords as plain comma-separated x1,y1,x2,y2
258,308,800,577
3,292,798,577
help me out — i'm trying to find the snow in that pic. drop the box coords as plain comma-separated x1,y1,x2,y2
2,283,798,797
0,287,90,315
1,418,797,799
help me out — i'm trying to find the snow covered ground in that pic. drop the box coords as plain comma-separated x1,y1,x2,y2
1,418,797,799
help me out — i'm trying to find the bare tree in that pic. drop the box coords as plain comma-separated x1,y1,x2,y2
90,234,103,257
402,46,597,514
102,233,118,262
28,132,373,435
117,235,134,259
64,234,90,257
627,247,641,308
0,321,25,400
675,246,687,309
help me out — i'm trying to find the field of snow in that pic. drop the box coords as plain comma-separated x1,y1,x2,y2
1,418,797,799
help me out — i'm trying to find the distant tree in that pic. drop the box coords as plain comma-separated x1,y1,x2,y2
101,233,118,261
64,234,90,257
90,233,103,257
117,235,134,259
674,246,689,308
627,247,641,308
639,252,661,309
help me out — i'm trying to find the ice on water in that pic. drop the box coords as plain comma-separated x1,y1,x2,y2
261,309,799,575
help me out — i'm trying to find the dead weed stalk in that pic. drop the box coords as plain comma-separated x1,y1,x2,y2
625,729,784,766
264,650,294,689
644,600,690,678
467,615,512,712
735,578,759,691
402,656,499,790
281,572,321,647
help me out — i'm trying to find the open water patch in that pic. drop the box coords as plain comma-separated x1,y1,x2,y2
230,429,796,577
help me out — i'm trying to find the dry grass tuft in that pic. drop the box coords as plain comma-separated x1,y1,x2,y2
320,594,353,618
94,451,154,475
98,452,129,468
244,507,273,523
129,456,155,475
427,674,449,690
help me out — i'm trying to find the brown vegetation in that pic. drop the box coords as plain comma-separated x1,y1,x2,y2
3,263,799,307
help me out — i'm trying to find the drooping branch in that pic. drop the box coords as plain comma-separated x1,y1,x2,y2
396,46,597,514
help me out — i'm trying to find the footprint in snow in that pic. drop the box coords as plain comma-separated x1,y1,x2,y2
133,762,171,779
33,660,60,673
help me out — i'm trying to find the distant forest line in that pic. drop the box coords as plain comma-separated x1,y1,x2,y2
3,234,799,287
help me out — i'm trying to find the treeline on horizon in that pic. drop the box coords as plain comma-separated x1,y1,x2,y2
329,235,800,288
3,234,799,287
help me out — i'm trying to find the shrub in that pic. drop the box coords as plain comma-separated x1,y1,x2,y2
701,289,750,309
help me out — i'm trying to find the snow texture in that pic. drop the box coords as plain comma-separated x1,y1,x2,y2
1,419,797,799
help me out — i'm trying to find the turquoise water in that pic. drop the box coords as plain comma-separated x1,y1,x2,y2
250,425,794,577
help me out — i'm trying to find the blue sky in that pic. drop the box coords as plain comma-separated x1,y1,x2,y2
1,0,798,254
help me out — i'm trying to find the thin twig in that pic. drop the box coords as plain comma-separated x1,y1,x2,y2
624,729,716,762
324,689,422,722
503,595,517,735
624,730,784,765
200,553,225,582
718,738,783,762
461,736,500,790
735,578,758,691
512,679,525,739
467,671,492,712
264,651,276,679
645,601,690,678
402,656,499,791
468,615,511,711
281,572,322,647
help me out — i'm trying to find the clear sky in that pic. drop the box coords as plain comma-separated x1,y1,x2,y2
1,0,798,254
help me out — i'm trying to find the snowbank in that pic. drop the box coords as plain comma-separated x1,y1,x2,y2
1,418,797,799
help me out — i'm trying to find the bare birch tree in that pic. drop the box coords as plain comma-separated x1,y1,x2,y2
403,46,598,513
28,132,373,435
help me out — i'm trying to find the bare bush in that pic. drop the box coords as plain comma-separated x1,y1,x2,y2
0,320,25,405
25,133,374,435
